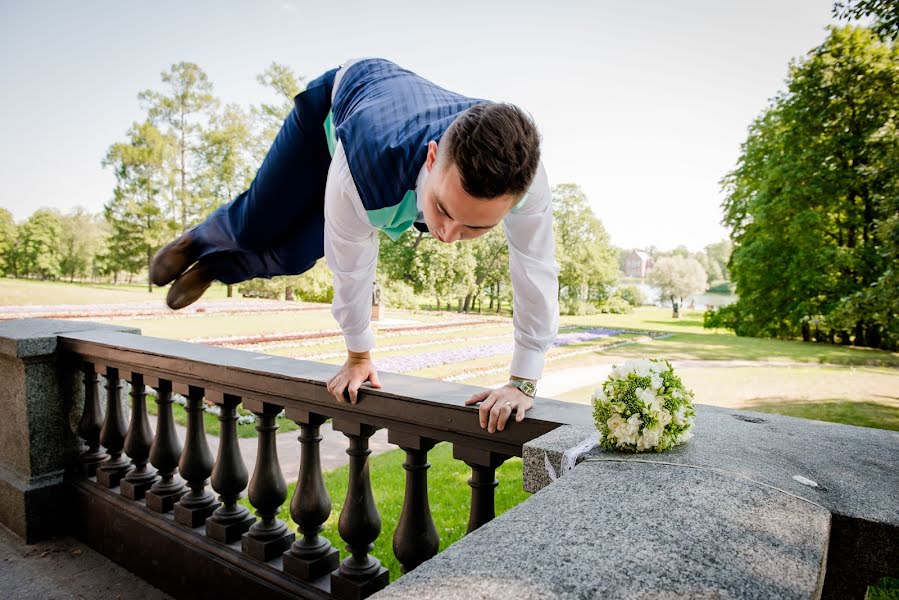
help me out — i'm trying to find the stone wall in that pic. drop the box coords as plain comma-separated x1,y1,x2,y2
0,319,139,542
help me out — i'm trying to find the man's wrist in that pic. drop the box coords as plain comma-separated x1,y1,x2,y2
348,350,371,361
507,376,537,398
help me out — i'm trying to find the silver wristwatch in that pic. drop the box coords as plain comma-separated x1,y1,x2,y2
507,377,536,398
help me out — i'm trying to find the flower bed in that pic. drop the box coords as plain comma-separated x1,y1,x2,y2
375,328,624,374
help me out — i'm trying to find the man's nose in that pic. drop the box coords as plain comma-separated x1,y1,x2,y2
443,221,463,242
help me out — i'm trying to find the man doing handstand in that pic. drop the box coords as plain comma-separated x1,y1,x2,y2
151,58,560,433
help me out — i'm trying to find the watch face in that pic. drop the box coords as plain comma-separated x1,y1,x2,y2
521,381,536,396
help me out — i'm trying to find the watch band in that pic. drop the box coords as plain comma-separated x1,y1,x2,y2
507,377,537,398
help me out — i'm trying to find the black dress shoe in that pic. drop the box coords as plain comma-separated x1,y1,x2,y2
166,262,215,310
151,232,200,287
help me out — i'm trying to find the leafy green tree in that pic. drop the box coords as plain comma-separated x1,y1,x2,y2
704,239,732,282
469,228,510,312
16,209,63,279
197,103,255,218
139,62,217,231
552,184,618,311
410,237,477,311
0,208,16,276
103,121,176,289
721,26,898,348
648,256,707,317
253,62,305,160
834,0,899,39
58,208,105,281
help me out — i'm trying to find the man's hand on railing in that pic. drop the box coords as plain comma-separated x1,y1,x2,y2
326,350,382,404
465,385,534,433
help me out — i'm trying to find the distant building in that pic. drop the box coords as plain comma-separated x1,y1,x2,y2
624,250,654,278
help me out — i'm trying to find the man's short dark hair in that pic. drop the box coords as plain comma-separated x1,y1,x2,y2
440,103,541,199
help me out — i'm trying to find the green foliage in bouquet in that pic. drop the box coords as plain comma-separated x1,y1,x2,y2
592,358,695,452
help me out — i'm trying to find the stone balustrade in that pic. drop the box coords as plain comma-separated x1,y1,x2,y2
1,318,896,600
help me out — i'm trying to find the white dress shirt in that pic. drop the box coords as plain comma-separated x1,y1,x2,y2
323,63,560,381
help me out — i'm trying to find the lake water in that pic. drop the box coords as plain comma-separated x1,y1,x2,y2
619,281,737,310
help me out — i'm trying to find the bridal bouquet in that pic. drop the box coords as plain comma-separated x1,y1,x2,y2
592,359,695,452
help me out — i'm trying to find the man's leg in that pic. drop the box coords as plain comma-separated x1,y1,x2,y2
151,68,337,305
166,212,325,309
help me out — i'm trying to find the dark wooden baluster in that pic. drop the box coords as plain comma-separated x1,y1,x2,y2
452,446,509,533
120,372,159,500
77,362,108,477
206,393,254,543
283,411,338,580
330,420,388,600
241,401,294,561
174,385,220,527
145,379,186,513
96,367,132,487
390,432,438,573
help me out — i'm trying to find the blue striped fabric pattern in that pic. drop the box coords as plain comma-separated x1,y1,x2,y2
331,58,488,213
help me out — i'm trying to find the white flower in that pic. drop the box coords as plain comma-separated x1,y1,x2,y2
636,387,661,414
634,360,654,378
672,406,687,426
606,414,624,431
657,408,672,428
649,373,664,391
624,413,642,436
637,425,662,450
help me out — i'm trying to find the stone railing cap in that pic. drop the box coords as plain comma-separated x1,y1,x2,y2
524,404,899,527
0,319,141,359
373,457,831,600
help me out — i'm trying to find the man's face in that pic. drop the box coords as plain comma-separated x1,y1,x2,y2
420,141,516,243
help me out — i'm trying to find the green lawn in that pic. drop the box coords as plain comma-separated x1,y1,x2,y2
0,278,233,305
561,307,721,335
561,307,899,367
105,308,461,340
238,442,529,582
745,399,899,431
106,309,341,340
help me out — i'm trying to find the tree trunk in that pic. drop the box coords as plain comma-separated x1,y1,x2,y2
854,322,866,347
463,294,472,313
801,321,811,342
866,325,881,350
147,247,153,293
227,284,233,298
285,287,294,301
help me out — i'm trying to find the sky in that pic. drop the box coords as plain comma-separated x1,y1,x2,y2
0,0,842,251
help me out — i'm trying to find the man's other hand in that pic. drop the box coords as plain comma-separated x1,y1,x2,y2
327,352,382,404
464,385,534,433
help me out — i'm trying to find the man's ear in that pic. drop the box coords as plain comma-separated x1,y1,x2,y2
426,140,439,172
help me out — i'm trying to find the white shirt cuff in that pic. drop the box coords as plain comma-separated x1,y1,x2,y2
343,326,375,354
510,345,546,381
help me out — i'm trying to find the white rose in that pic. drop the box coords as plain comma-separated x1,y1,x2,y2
606,414,624,431
657,408,672,427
